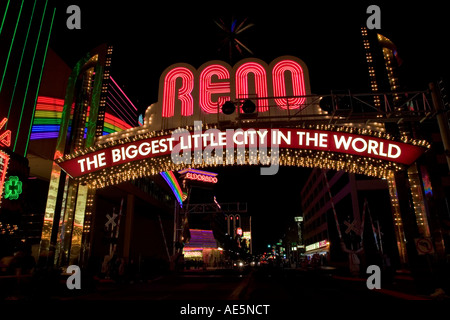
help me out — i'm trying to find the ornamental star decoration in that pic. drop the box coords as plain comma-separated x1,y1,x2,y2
214,17,254,63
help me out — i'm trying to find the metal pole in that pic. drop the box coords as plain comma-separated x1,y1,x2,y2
173,200,177,256
430,82,450,171
249,216,252,255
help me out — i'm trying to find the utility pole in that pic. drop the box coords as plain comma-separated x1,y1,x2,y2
430,81,450,171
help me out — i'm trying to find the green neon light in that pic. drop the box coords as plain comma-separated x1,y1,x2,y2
0,0,24,95
14,0,48,153
24,5,55,156
0,0,11,37
7,0,37,123
4,176,22,200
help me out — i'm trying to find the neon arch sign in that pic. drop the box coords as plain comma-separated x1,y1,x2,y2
55,56,430,188
152,56,310,130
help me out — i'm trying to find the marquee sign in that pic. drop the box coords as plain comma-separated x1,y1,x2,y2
57,126,429,186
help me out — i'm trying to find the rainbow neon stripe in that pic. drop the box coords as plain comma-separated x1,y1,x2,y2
160,171,183,207
30,96,133,140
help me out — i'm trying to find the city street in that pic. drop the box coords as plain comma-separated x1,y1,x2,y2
59,267,421,301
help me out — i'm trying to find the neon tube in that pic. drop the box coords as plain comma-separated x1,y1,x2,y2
109,76,138,111
160,171,183,207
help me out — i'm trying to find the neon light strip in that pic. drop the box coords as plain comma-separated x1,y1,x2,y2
0,0,11,37
7,0,37,124
109,76,138,111
0,151,10,204
272,60,305,110
16,0,48,153
160,171,183,207
199,64,230,114
178,168,218,177
106,96,136,124
162,67,194,117
235,62,268,112
29,96,133,140
107,84,138,120
0,0,24,95
34,100,131,130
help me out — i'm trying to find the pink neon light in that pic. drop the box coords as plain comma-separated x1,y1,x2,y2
272,60,306,110
199,64,230,114
162,67,194,117
0,151,10,203
106,95,136,124
235,62,268,112
109,76,138,111
185,172,218,183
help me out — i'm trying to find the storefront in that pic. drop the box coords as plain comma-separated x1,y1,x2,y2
305,240,330,265
182,229,222,267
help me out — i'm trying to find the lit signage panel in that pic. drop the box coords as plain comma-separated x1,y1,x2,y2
57,127,428,180
179,168,218,184
152,56,311,131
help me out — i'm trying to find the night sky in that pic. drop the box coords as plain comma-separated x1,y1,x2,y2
49,1,449,253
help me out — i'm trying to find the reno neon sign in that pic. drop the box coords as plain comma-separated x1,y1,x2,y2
151,56,311,130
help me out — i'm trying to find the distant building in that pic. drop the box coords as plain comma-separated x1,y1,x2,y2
301,168,396,267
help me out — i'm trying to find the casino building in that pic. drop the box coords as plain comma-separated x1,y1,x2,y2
300,27,450,272
31,45,179,273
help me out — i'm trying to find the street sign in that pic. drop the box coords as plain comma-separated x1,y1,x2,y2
105,213,118,229
415,238,434,255
344,220,361,235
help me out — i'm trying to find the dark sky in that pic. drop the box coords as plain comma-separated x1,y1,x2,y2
49,1,449,253
51,1,450,112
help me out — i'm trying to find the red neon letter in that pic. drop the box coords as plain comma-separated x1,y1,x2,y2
235,62,268,112
199,65,231,114
272,60,306,110
162,67,194,117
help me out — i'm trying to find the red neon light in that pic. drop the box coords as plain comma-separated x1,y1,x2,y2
0,151,10,203
272,60,306,110
57,128,427,179
199,64,231,114
162,67,194,117
235,62,268,112
185,172,218,183
37,96,65,106
0,118,11,147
